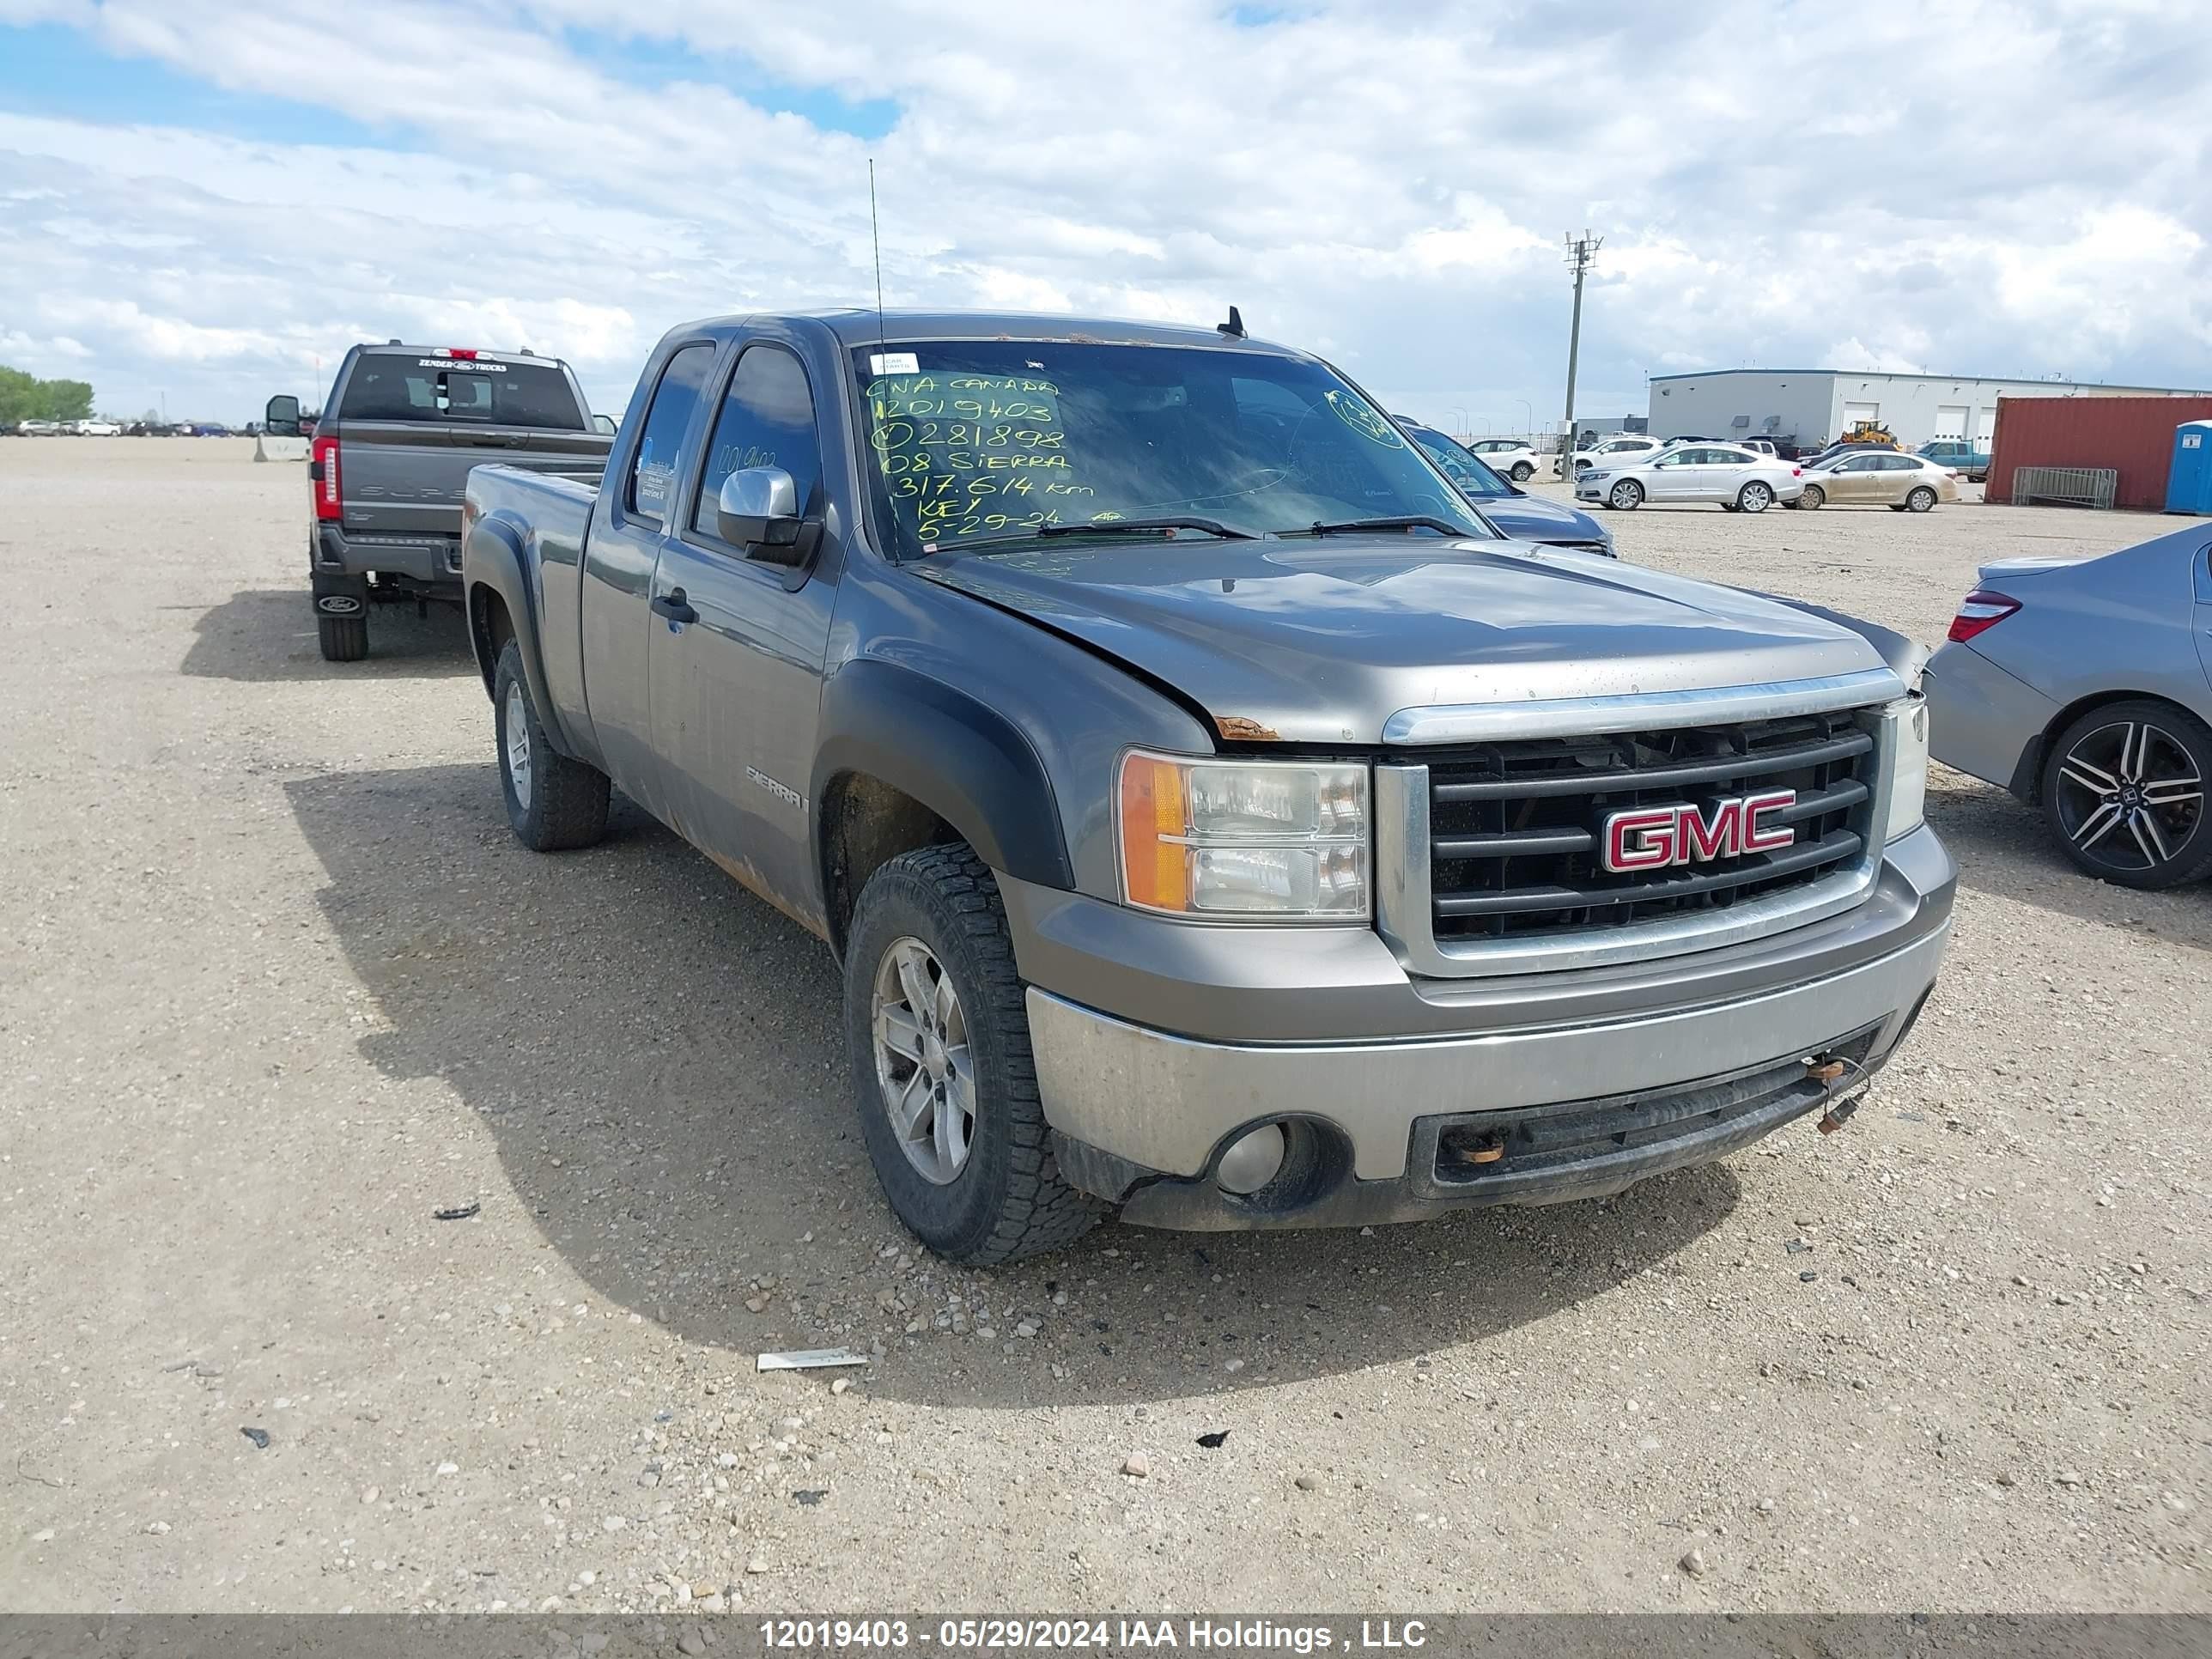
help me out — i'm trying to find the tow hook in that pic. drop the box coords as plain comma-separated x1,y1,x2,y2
1807,1052,1867,1135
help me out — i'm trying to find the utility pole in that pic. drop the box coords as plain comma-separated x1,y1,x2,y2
1561,230,1601,460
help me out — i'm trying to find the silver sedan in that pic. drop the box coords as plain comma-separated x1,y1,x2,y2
1576,444,1806,513
1924,523,2212,888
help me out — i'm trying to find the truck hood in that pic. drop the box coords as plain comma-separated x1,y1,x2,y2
1474,491,1612,550
919,536,1888,744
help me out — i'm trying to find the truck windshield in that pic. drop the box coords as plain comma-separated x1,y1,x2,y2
338,357,588,430
851,341,1492,551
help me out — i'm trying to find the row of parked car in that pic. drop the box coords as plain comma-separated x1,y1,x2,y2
5,417,233,436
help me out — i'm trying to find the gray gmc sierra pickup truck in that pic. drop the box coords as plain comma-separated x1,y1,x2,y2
461,309,1954,1263
295,343,611,660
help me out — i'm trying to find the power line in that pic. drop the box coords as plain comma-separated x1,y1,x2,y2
1561,230,1602,459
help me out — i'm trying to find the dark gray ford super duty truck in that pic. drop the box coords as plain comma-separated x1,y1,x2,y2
461,309,1953,1263
295,343,611,660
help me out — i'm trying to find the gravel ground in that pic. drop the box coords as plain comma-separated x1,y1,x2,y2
2,439,2207,1615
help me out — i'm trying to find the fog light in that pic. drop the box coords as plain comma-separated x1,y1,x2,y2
1215,1123,1287,1194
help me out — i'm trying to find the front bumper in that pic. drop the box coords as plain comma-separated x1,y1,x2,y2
1012,828,1953,1231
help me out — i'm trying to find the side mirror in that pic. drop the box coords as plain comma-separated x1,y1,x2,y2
264,394,301,436
716,466,808,564
592,413,617,435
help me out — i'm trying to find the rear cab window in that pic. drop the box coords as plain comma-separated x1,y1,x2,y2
626,344,717,526
337,353,588,430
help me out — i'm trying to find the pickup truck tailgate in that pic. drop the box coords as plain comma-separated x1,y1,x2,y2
340,422,611,540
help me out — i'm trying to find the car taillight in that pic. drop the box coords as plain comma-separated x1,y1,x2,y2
1947,589,2020,643
311,434,341,521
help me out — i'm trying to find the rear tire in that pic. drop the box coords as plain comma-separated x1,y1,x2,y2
1509,462,1534,482
2039,700,2212,890
317,614,368,661
494,640,609,852
844,845,1104,1264
1737,481,1774,514
1607,479,1644,510
1906,485,1937,513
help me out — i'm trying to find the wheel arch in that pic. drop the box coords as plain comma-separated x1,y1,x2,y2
811,659,1075,958
2014,688,2189,802
464,517,577,757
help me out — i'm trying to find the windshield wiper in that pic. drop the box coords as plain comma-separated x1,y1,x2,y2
1036,516,1255,540
1300,515,1474,538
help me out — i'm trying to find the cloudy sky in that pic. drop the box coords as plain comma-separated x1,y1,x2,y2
3,0,2208,428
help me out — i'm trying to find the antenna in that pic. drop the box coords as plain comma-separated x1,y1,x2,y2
868,158,887,349
1217,305,1245,339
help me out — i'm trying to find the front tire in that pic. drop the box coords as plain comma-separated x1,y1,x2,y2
844,845,1103,1263
493,640,609,852
1906,485,1937,513
1737,481,1774,514
1607,479,1644,510
2039,701,2212,890
1798,483,1825,510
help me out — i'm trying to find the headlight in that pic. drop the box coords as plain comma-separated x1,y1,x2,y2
1884,696,1928,842
1117,750,1369,921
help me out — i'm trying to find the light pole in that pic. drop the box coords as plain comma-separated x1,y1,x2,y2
1515,398,1533,441
1449,405,1470,438
1562,230,1601,454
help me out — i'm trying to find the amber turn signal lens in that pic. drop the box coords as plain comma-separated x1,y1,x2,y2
1119,752,1190,912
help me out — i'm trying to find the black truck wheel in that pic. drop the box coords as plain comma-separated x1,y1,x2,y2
313,576,368,661
844,844,1103,1263
493,640,610,851
317,614,368,661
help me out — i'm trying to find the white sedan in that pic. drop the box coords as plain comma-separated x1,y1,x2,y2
1577,443,1807,513
1460,437,1544,482
1557,433,1668,477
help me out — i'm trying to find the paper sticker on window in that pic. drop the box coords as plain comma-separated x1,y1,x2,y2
870,352,920,375
2185,434,2203,449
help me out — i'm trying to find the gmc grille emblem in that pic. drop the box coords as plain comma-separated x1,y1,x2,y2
1601,791,1796,872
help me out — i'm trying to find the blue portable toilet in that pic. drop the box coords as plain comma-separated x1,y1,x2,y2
2167,420,2212,514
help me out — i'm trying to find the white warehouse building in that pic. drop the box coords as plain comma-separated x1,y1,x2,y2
1645,368,2211,451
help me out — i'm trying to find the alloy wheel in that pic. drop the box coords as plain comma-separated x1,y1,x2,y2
871,936,975,1185
2053,720,2203,876
1608,480,1642,510
1741,483,1772,513
1907,486,1936,513
503,682,532,811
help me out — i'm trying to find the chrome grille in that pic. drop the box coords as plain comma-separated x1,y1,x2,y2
1423,709,1874,943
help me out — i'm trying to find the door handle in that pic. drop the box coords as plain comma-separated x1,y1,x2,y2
652,589,698,626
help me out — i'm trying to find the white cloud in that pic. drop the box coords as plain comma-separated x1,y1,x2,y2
2,0,2209,424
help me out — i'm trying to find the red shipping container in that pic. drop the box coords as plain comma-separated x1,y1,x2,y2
1986,395,2212,512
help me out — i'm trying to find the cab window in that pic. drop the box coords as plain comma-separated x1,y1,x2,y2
627,343,715,526
692,345,823,541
